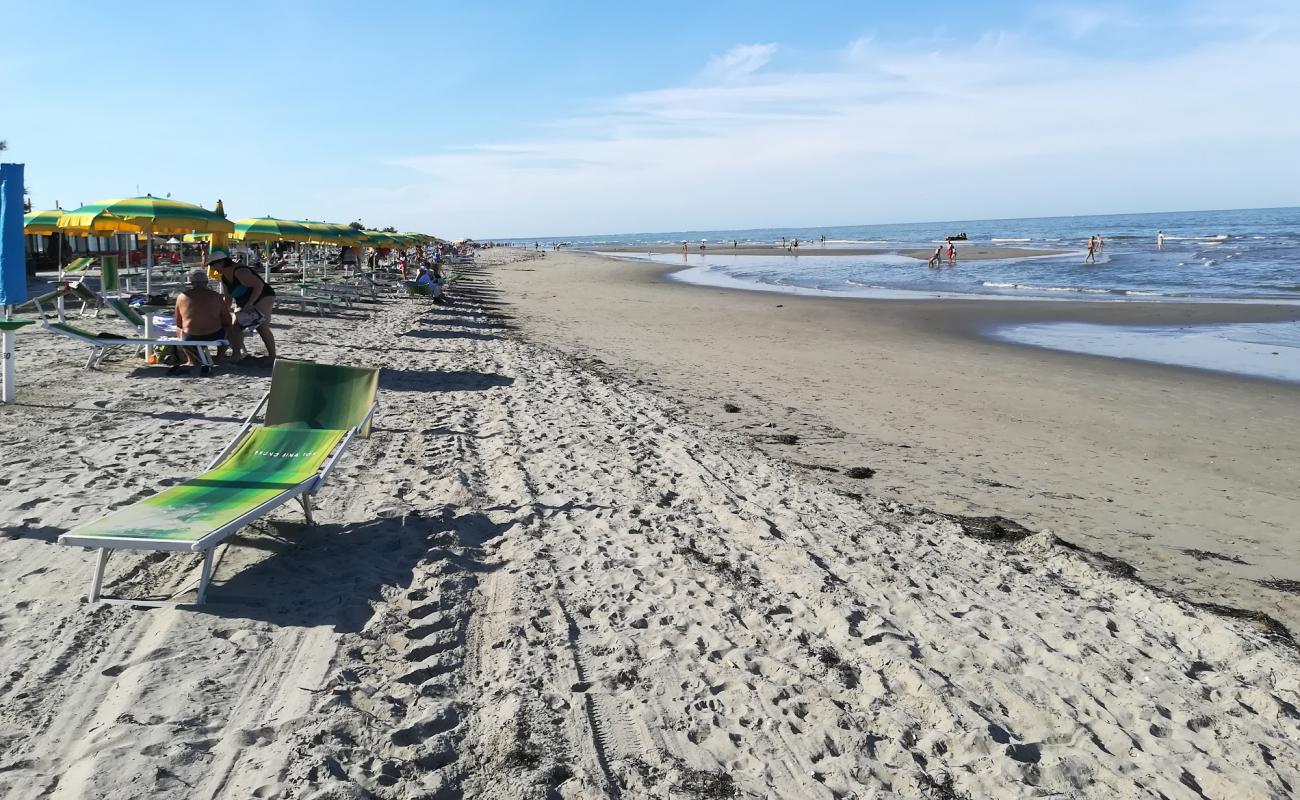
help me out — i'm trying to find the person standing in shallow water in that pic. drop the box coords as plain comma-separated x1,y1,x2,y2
1157,231,1165,250
947,239,956,266
1085,237,1097,264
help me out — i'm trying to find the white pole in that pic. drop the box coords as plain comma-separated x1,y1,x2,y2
145,224,154,295
2,306,15,405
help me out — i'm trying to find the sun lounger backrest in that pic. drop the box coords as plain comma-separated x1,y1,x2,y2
16,287,64,312
68,281,99,305
263,359,379,437
65,257,95,273
101,256,120,293
104,297,146,328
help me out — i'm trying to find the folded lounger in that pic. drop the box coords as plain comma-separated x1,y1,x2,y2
40,319,227,370
58,358,380,605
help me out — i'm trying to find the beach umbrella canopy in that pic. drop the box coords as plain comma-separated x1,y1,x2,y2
58,196,234,292
23,209,65,234
231,216,314,243
360,230,400,248
298,220,353,245
58,195,234,236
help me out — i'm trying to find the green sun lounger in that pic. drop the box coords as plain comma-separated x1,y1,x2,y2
41,319,226,370
64,256,95,273
59,358,380,605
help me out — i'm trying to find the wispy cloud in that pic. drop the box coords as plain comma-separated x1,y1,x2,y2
702,43,778,82
385,2,1300,236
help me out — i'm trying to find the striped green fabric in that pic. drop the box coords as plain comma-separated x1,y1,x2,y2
23,209,64,234
69,427,345,543
65,257,95,272
48,321,124,341
101,256,120,293
264,358,379,434
58,196,235,236
232,216,314,243
104,297,145,328
67,282,99,305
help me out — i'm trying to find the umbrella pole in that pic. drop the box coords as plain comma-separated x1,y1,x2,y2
145,225,153,295
56,235,66,320
2,308,14,405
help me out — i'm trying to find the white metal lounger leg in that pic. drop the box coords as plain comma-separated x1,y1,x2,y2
197,549,214,604
299,494,314,525
89,548,110,602
84,348,98,371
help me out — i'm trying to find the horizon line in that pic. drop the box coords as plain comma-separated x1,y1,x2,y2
486,204,1300,242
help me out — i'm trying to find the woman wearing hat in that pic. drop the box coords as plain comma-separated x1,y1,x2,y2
207,248,277,363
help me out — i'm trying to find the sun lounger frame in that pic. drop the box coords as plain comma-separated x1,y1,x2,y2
41,321,227,370
61,390,377,606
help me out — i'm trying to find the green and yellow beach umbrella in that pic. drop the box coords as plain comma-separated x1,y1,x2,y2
298,220,351,245
361,230,402,248
59,196,235,292
59,196,234,236
231,216,314,243
23,209,65,234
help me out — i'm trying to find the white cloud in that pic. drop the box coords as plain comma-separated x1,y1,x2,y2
701,43,778,83
382,3,1300,237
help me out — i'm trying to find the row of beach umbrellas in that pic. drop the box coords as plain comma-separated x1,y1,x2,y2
23,195,437,292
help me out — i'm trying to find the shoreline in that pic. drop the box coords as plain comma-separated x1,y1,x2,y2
589,243,1068,260
492,250,1300,634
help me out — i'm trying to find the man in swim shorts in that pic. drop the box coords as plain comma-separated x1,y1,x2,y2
173,268,230,375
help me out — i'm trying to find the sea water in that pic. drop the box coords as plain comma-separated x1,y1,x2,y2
991,321,1300,384
505,207,1300,381
509,206,1300,302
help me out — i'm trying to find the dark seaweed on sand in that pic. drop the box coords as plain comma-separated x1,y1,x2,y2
943,514,1034,543
918,772,972,800
1256,578,1300,595
1182,548,1251,565
675,768,738,798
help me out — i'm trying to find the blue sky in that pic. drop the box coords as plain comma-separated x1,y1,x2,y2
1,0,1297,238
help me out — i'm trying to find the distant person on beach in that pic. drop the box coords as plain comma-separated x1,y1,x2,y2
732,240,738,248
700,240,707,250
947,240,956,265
682,241,688,254
928,247,943,268
1157,231,1165,250
172,269,229,375
1085,238,1097,264
1096,235,1104,251
820,234,826,245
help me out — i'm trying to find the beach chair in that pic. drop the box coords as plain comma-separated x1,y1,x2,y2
63,256,95,274
103,296,149,332
15,286,68,317
66,280,104,315
58,358,379,605
40,319,226,370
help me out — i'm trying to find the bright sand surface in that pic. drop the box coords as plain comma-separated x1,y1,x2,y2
0,248,1298,799
496,251,1300,632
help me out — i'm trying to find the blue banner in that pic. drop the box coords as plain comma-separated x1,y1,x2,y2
0,163,26,307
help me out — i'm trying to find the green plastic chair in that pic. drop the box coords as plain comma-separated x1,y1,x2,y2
59,359,380,605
